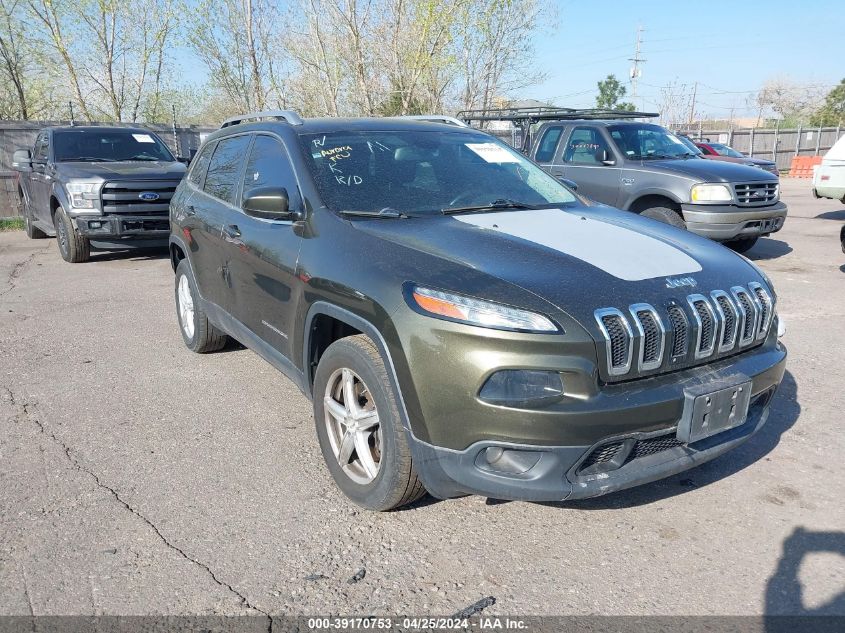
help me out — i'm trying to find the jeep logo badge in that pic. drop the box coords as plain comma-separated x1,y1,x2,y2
665,276,697,289
138,191,160,201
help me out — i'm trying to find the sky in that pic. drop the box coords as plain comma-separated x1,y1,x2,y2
529,0,843,118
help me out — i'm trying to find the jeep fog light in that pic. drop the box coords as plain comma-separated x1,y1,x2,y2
479,370,563,408
691,183,732,202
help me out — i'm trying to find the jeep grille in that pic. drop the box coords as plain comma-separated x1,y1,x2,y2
594,282,774,380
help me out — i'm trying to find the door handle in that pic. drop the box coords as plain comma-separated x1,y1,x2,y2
223,224,241,239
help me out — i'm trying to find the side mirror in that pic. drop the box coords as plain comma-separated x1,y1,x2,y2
12,149,32,172
557,177,578,191
177,156,191,165
598,149,616,166
243,186,300,221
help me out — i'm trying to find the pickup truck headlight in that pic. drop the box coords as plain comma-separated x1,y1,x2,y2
65,182,100,210
409,285,559,333
691,183,732,202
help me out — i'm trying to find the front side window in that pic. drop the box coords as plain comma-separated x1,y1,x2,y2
53,129,174,162
298,130,577,215
33,133,49,161
188,142,215,187
241,135,299,207
563,127,611,165
608,124,696,160
535,126,563,163
203,135,252,205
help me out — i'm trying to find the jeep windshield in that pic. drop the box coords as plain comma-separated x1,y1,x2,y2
299,130,577,215
609,124,698,160
54,129,175,162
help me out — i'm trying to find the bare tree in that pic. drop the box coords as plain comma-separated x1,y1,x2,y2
752,77,826,127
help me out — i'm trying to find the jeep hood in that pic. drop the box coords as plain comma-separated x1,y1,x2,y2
636,157,778,182
354,206,765,327
56,161,186,182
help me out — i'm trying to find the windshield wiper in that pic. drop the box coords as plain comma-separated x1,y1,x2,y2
62,157,117,162
338,208,410,219
442,199,538,215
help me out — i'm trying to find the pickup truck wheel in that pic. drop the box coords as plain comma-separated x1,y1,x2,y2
640,205,687,230
54,206,90,263
313,335,426,511
22,197,47,239
723,236,759,254
174,260,228,353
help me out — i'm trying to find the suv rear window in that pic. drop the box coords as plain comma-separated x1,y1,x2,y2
203,135,252,205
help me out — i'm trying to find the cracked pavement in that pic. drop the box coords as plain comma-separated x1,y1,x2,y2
0,179,843,616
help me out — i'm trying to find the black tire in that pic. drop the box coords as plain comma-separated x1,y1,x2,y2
53,205,90,263
723,236,759,254
313,335,426,511
174,259,228,353
21,192,47,239
639,205,687,230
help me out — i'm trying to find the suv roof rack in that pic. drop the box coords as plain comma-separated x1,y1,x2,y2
457,106,659,124
221,109,304,128
396,115,470,127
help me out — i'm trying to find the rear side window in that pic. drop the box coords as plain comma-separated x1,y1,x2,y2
203,135,252,205
535,126,562,163
241,135,299,207
188,142,215,187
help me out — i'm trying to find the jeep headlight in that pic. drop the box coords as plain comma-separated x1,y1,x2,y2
65,182,100,211
408,285,559,333
691,183,732,202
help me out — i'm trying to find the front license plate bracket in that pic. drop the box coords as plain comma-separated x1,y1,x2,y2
677,378,753,444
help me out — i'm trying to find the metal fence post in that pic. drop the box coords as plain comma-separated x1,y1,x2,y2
749,127,755,157
171,104,180,158
815,125,822,155
772,121,779,163
795,125,802,163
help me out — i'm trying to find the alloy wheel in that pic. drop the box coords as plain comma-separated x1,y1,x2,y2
323,367,382,485
177,275,195,339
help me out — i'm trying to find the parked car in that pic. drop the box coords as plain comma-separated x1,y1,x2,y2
11,126,187,263
812,134,845,203
694,140,779,176
169,110,786,511
460,108,787,254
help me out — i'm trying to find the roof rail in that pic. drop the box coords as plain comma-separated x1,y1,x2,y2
221,109,304,128
457,106,659,123
397,115,470,127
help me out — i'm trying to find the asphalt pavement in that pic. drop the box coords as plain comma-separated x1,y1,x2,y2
0,178,843,618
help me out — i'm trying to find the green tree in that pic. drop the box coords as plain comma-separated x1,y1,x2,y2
596,74,635,111
810,79,845,126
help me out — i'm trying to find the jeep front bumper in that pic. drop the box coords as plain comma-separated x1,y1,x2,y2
681,201,787,241
408,341,787,502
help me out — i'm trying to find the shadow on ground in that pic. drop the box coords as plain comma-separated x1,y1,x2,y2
763,528,845,632
815,209,845,221
538,370,801,510
747,238,793,260
85,247,169,263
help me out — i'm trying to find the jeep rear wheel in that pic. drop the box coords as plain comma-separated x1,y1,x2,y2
174,260,228,353
723,236,759,254
54,205,90,263
640,205,687,230
313,335,425,511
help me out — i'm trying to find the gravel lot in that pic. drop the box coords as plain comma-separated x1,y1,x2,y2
1,178,843,618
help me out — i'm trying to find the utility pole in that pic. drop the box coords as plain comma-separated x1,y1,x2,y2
629,26,646,103
688,81,698,125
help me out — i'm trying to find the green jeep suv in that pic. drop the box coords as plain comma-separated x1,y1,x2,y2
169,111,786,510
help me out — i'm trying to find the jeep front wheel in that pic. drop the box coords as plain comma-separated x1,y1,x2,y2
313,335,425,511
54,205,90,262
640,205,687,230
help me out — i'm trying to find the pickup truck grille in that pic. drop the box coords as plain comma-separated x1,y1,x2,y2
733,182,778,206
594,283,774,381
101,180,179,215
